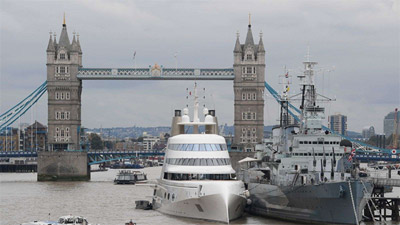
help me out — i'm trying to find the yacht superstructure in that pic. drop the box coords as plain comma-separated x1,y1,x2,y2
243,58,374,224
152,83,247,223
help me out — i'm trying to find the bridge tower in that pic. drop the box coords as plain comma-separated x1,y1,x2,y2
46,18,82,151
233,21,265,151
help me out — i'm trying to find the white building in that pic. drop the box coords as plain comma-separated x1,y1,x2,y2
142,132,160,151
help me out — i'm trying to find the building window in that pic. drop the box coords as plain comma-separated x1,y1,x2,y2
60,92,64,100
246,67,253,74
247,93,251,100
55,92,59,100
60,53,66,60
61,129,65,137
252,93,256,100
242,112,256,120
60,112,65,120
66,112,70,120
66,127,70,136
242,93,246,100
66,92,70,100
246,54,253,60
56,66,69,75
55,112,59,120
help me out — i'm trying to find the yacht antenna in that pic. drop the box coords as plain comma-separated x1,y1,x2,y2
193,82,199,123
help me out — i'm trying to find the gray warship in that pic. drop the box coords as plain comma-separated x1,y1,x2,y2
241,58,374,224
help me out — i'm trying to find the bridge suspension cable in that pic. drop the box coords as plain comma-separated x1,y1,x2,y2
0,81,47,132
264,81,397,155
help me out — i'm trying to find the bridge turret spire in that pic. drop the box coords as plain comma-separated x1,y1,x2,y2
71,32,79,52
244,19,254,48
234,31,242,53
77,33,82,53
257,31,265,52
47,32,55,52
58,17,70,50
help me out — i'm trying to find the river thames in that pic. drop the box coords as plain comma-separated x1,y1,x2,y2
1,166,398,225
1,167,293,225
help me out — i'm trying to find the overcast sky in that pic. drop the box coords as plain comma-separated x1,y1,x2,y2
1,0,399,133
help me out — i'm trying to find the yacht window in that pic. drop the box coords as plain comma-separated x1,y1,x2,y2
300,141,304,144
324,141,329,144
168,143,227,151
194,159,201,166
313,141,317,144
318,141,323,144
167,193,170,200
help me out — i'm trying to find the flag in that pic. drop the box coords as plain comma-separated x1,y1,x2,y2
348,148,356,162
285,72,289,78
189,91,192,95
133,51,136,60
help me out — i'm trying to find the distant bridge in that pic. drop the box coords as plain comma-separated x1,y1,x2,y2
0,150,165,165
1,150,398,163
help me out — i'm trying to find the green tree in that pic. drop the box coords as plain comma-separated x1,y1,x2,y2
89,133,103,150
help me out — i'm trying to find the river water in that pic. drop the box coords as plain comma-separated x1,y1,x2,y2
1,166,398,225
0,167,292,225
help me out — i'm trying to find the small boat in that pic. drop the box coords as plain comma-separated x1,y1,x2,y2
21,215,90,225
135,200,153,210
114,170,147,184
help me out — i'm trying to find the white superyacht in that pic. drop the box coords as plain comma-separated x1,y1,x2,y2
152,84,248,223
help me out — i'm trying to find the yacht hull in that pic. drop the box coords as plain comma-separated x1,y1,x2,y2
246,180,373,224
154,192,246,223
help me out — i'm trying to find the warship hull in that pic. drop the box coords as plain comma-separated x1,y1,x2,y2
246,180,373,224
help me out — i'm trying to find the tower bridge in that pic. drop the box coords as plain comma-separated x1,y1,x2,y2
45,18,264,153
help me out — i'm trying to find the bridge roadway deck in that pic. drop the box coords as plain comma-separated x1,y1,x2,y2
0,150,164,158
77,68,235,80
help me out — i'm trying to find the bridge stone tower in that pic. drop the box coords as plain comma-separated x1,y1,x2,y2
46,19,82,151
233,22,265,151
